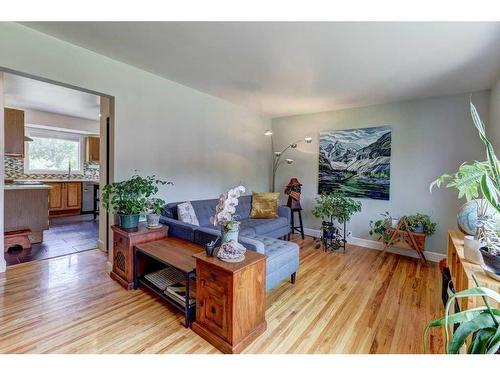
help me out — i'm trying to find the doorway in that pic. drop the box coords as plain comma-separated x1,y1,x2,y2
1,70,113,266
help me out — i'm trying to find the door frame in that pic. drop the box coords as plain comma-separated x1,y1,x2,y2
0,66,115,272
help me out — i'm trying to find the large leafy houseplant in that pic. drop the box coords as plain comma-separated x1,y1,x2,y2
312,191,362,224
101,174,172,229
404,213,437,235
423,277,500,354
430,100,500,272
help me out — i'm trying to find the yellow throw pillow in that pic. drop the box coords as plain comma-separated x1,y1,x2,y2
250,192,280,219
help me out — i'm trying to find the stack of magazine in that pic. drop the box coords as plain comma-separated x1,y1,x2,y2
143,266,196,307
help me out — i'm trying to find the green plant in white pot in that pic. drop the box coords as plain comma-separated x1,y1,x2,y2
145,197,166,228
101,174,172,229
431,100,500,276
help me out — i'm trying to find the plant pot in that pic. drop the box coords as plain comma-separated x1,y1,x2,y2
119,214,140,229
412,225,424,233
221,221,240,244
463,236,482,264
391,218,400,228
146,213,161,228
480,246,500,278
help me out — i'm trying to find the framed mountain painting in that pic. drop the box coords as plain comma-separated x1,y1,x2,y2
318,126,391,200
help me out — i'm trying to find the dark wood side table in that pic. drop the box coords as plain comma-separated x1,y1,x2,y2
191,251,267,354
110,224,168,289
133,238,204,327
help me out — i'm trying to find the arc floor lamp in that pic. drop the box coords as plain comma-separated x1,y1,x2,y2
265,130,312,192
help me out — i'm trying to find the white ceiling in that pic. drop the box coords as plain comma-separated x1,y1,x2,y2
23,22,500,118
4,73,100,120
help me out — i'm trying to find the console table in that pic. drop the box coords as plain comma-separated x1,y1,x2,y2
448,230,500,310
110,224,168,289
191,251,267,354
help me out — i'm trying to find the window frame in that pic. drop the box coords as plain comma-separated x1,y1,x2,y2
24,126,85,174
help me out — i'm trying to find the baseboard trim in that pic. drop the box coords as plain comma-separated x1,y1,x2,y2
303,227,446,263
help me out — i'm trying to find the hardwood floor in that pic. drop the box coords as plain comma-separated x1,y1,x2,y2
0,236,444,354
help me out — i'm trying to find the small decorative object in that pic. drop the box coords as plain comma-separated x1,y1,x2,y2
217,240,246,263
264,130,312,192
210,185,246,244
101,173,172,229
145,197,165,228
285,178,302,209
204,237,219,257
312,191,361,252
319,126,391,200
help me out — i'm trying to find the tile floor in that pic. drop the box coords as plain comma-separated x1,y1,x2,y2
5,214,99,266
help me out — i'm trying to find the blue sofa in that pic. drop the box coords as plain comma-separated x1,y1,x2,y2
161,195,299,290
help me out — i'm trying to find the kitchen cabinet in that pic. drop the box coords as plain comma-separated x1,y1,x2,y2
86,136,100,162
47,182,82,216
4,108,25,157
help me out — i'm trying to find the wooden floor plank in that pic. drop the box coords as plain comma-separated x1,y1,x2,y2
0,236,444,353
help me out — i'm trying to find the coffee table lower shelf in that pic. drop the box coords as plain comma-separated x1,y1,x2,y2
136,276,196,327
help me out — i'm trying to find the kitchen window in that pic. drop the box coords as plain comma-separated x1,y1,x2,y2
25,127,84,174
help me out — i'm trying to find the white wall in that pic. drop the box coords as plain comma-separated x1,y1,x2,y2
0,73,5,272
272,91,490,255
490,77,500,150
0,22,271,206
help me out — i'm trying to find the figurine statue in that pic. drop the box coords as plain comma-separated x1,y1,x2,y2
285,178,302,210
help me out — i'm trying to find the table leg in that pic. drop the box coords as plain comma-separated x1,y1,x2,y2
184,272,190,328
133,248,138,289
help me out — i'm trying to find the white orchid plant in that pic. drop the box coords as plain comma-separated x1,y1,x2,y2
210,185,246,231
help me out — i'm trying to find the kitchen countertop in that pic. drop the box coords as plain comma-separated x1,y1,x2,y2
13,179,99,183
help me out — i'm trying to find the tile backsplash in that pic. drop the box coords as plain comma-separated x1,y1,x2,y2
5,156,100,180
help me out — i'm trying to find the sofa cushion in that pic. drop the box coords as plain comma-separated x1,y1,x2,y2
239,217,288,235
246,234,300,272
177,201,199,226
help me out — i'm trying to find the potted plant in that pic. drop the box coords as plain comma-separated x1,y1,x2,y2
478,217,500,277
145,197,166,228
101,174,172,229
423,277,500,354
404,213,437,235
210,185,246,244
369,211,392,244
431,100,500,277
312,192,362,245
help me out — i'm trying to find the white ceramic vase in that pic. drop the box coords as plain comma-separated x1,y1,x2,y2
463,235,483,264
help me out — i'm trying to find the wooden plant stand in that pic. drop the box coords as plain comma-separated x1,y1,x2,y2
382,217,427,265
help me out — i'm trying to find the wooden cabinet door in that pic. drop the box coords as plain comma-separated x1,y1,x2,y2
86,136,100,161
4,108,25,156
65,182,81,209
197,289,229,340
47,183,64,210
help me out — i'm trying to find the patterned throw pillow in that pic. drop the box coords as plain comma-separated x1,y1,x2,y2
177,201,199,226
250,192,280,219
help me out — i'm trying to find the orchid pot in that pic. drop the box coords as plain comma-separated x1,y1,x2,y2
221,220,240,244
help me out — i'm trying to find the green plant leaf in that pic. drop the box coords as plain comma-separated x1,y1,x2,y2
486,324,500,354
469,327,496,354
448,313,497,353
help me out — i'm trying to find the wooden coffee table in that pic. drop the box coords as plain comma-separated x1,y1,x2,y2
133,237,204,327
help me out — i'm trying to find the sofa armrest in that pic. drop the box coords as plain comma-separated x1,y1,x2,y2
159,216,198,242
193,227,266,254
278,205,291,224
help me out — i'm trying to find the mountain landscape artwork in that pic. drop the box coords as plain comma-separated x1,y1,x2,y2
319,126,391,200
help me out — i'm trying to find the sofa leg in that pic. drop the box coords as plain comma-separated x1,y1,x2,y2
291,272,296,284
287,234,290,241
